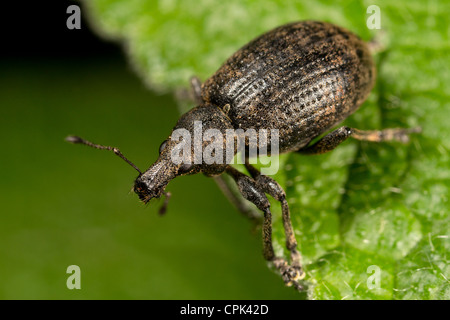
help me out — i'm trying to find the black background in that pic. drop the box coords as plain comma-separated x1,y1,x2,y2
1,1,118,58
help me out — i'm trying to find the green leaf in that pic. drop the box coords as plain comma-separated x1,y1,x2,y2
83,0,450,299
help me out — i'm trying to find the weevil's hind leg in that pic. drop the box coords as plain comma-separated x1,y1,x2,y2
244,161,304,286
189,76,203,105
297,126,421,155
225,166,304,289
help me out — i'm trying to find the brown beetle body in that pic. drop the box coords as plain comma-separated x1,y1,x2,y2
202,20,375,152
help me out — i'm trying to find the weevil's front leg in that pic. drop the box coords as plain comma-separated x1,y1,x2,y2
244,160,304,285
225,167,274,260
298,126,421,155
213,175,262,222
225,166,303,289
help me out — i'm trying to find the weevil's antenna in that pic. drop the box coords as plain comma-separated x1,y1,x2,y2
66,135,142,174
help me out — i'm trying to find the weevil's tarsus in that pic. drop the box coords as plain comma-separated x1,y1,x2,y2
65,135,142,174
351,126,422,143
298,126,422,155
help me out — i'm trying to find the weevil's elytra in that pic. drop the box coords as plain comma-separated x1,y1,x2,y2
202,21,375,152
67,20,419,291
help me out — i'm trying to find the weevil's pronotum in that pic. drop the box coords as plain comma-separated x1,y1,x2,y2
67,21,420,289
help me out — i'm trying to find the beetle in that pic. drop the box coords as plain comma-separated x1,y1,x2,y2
67,20,419,290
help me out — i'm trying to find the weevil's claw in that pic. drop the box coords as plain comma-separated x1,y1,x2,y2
395,126,422,144
272,257,305,291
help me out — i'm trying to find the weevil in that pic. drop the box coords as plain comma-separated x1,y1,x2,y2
67,21,420,290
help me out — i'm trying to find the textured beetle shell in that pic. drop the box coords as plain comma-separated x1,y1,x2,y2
201,21,375,153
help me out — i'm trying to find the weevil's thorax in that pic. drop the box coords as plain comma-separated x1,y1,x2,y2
202,20,375,153
170,104,235,176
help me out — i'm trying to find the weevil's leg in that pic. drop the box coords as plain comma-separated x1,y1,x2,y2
298,126,421,155
367,34,386,54
225,166,303,289
225,166,274,259
244,160,304,283
213,175,262,222
189,76,203,105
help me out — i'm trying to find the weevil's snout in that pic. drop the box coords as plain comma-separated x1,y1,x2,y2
133,179,162,204
134,160,176,204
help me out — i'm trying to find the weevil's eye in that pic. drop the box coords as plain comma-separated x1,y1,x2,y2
178,162,192,175
158,140,168,154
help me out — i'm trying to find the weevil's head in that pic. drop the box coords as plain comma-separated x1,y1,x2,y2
134,104,234,204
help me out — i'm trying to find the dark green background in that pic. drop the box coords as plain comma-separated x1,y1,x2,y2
0,54,299,298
